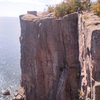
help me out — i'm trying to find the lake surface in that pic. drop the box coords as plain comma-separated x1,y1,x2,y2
0,17,21,100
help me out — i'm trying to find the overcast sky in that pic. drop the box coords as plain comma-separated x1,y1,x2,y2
0,0,97,17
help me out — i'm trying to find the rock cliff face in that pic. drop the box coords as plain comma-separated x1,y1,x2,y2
19,13,80,100
79,13,100,100
19,12,100,100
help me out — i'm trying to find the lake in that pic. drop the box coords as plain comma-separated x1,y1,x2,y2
0,17,21,100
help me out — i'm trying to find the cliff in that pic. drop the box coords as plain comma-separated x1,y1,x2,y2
19,13,80,100
79,12,100,100
19,12,100,100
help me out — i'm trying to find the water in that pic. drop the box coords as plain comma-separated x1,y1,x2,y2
0,17,21,100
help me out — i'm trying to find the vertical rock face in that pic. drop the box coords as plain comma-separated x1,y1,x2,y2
20,13,80,100
79,13,100,100
91,30,100,81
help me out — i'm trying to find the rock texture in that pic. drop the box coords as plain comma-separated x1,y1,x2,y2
12,86,25,100
79,12,100,100
19,13,80,100
2,89,10,96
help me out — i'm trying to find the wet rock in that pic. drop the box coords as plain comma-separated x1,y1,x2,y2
12,94,24,100
13,92,18,97
2,89,10,96
12,86,25,100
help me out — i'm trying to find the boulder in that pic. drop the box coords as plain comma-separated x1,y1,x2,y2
12,94,24,100
12,86,25,100
2,89,10,96
27,11,37,16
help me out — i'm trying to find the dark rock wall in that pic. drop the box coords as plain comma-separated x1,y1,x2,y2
91,30,100,82
20,13,80,100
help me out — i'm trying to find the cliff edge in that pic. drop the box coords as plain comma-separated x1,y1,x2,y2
19,13,80,100
79,12,100,100
19,12,100,100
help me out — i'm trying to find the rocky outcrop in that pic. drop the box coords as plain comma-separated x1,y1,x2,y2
19,13,80,100
2,89,10,96
79,12,100,100
12,86,25,100
27,11,37,16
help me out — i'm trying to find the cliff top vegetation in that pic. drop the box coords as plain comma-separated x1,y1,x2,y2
47,0,100,17
92,0,100,17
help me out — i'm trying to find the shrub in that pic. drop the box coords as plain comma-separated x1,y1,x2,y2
83,15,89,20
92,2,100,17
47,0,91,17
68,0,81,12
54,0,81,17
66,0,90,11
95,3,100,16
47,5,55,13
54,2,70,17
81,1,90,11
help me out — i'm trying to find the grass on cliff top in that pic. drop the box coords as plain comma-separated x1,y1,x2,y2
47,0,90,17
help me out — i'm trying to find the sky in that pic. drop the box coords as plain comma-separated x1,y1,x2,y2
0,0,97,17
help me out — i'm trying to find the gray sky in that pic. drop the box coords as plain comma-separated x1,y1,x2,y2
0,0,97,17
